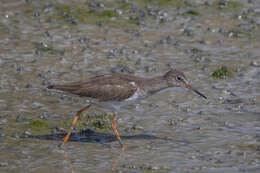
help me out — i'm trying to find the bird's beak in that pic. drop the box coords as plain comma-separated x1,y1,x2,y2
184,82,207,99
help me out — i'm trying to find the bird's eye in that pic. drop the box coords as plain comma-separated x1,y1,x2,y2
176,76,182,81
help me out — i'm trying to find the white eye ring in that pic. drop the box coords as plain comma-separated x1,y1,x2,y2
176,76,182,81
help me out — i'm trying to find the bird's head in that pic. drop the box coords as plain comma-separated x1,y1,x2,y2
164,69,207,99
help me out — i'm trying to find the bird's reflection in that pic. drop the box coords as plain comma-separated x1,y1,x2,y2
111,150,124,171
62,146,76,173
24,129,159,172
26,128,159,143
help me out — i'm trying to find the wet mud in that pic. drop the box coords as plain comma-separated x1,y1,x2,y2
0,0,260,172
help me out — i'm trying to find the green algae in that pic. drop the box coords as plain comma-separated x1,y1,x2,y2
60,112,113,133
52,4,118,25
186,9,200,16
46,3,142,29
102,10,117,17
3,116,52,144
212,66,232,79
22,120,51,133
135,0,186,8
29,120,48,129
190,47,203,54
34,43,64,56
217,0,245,12
237,144,260,151
229,28,260,40
225,1,244,11
88,113,113,132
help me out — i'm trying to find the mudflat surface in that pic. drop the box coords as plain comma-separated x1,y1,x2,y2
0,0,260,172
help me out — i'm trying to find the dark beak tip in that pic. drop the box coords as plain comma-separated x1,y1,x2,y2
202,95,207,99
194,89,207,99
185,84,207,99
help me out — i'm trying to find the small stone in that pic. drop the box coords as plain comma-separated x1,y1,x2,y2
228,31,235,37
42,79,50,86
88,2,97,8
96,21,104,27
33,11,40,17
131,124,144,131
160,39,166,44
204,1,213,6
25,83,34,88
219,96,224,100
168,120,177,126
45,31,51,37
38,73,48,80
223,99,243,104
150,166,160,170
135,58,141,65
111,64,135,74
115,9,123,15
199,40,206,44
184,28,193,36
218,0,229,8
97,2,105,8
251,61,260,67
174,41,180,47
32,101,43,109
218,39,225,45
222,90,231,95
256,145,260,151
12,134,20,139
43,4,55,13
159,11,168,18
144,66,150,73
132,50,138,54
253,8,260,13
22,131,31,138
211,28,217,33
166,35,173,45
95,120,104,128
78,37,90,45
16,114,24,122
0,162,8,167
40,111,50,119
108,48,119,58
139,9,146,17
253,17,260,25
64,14,78,25
219,28,225,34
51,126,59,133
0,119,7,125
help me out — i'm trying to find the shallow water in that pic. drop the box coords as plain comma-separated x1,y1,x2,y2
0,0,260,172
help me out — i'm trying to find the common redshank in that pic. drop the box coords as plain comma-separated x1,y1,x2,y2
48,69,207,151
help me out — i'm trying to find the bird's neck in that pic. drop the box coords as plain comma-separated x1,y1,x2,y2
142,76,169,95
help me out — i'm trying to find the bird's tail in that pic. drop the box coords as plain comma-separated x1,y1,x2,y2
47,84,80,92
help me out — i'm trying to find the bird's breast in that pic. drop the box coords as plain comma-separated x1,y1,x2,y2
124,88,147,102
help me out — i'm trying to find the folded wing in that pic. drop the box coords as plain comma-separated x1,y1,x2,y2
48,74,138,101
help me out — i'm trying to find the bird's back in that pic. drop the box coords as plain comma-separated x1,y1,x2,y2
48,73,141,101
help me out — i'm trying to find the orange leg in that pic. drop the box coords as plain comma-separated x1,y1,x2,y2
112,113,125,151
63,105,91,143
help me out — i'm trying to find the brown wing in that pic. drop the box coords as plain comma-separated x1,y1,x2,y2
75,83,137,101
48,74,138,101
